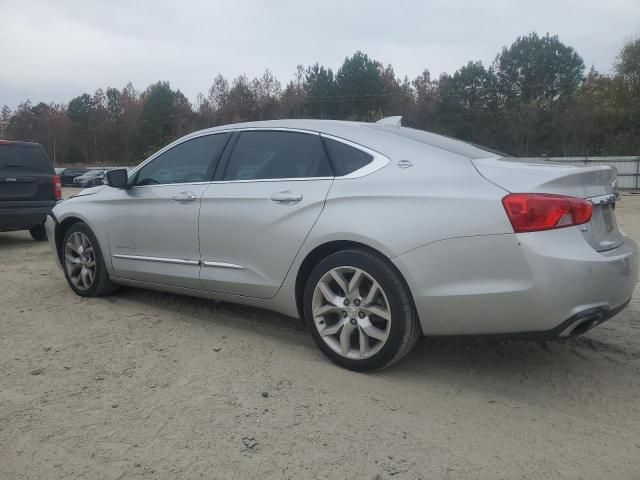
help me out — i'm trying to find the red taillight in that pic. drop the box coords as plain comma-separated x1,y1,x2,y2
53,175,62,200
502,193,592,233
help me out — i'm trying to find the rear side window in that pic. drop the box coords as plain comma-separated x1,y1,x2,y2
223,131,333,181
0,144,52,173
322,138,373,176
135,133,231,186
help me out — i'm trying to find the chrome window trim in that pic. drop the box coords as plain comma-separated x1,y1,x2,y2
127,127,388,186
112,254,199,266
128,181,211,190
229,127,321,135
201,261,245,270
128,128,321,179
208,176,333,185
128,177,335,190
319,133,390,179
127,129,237,182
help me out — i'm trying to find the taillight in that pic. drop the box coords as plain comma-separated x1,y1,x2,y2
53,175,62,200
502,193,592,233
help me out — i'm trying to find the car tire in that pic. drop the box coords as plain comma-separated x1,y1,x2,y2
29,223,47,241
61,222,118,297
303,248,421,371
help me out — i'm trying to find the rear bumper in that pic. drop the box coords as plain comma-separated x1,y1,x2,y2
393,227,639,336
45,214,62,270
0,202,56,231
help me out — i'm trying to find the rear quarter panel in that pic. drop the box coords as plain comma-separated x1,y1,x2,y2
283,138,513,287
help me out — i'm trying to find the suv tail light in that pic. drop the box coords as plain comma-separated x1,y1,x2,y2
502,193,592,233
53,175,62,200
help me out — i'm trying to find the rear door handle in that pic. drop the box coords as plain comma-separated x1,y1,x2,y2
172,191,197,202
270,190,303,205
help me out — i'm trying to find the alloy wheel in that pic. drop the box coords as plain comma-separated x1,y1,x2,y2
312,266,391,359
64,232,96,291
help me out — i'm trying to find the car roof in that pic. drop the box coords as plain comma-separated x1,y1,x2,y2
0,140,42,148
194,119,499,160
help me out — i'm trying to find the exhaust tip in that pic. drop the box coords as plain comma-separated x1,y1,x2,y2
569,313,604,337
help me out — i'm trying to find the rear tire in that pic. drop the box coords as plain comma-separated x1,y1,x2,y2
62,222,118,297
29,224,47,241
304,248,420,371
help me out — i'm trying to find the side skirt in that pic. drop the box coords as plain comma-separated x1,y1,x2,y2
109,276,300,319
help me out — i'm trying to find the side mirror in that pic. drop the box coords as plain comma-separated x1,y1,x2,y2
105,169,129,189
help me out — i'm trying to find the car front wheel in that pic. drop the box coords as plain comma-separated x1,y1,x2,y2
62,222,118,297
304,249,421,371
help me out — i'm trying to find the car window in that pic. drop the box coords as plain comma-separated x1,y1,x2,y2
0,144,53,173
135,133,231,186
223,131,333,181
322,138,373,176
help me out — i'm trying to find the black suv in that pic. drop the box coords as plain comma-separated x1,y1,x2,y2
0,140,61,240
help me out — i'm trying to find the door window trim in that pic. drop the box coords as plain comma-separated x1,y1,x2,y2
128,130,233,188
127,127,390,187
214,129,334,182
319,133,390,179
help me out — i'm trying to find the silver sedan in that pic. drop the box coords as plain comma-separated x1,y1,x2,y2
45,118,639,370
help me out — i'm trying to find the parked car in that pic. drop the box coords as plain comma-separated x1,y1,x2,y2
44,119,639,370
73,169,105,188
0,140,61,240
60,167,89,186
89,171,106,187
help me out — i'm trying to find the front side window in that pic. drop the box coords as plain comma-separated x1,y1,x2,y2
135,133,231,186
223,131,333,181
322,137,373,176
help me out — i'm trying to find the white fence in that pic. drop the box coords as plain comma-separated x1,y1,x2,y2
521,156,640,190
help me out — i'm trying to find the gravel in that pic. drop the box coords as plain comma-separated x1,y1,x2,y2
0,192,639,479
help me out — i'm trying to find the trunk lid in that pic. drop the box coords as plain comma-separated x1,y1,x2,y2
473,157,623,252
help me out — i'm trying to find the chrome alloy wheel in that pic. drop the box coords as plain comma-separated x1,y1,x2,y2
312,266,391,359
64,232,96,291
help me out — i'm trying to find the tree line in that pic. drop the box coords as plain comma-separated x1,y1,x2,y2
1,32,639,165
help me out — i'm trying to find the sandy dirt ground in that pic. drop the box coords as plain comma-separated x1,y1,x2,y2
1,190,639,480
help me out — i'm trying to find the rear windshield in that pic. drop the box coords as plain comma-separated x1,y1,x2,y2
368,125,507,159
0,144,53,173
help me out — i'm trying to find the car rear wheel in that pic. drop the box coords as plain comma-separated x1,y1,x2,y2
304,249,420,371
62,222,118,297
29,224,47,241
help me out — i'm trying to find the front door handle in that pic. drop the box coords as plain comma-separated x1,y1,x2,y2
172,191,197,202
270,190,303,205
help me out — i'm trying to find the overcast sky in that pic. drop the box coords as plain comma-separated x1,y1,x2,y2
1,0,638,109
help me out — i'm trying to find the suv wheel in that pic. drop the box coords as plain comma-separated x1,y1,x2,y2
29,224,47,241
304,249,420,371
62,222,118,297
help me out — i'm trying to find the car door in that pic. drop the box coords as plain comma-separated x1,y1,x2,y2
108,132,231,288
198,129,334,298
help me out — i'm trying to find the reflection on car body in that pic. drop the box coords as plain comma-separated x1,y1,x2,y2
45,119,639,371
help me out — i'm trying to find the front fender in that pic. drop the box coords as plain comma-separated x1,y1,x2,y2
51,198,114,275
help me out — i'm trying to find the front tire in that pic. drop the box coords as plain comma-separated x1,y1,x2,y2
303,249,420,371
62,222,118,297
29,223,47,241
